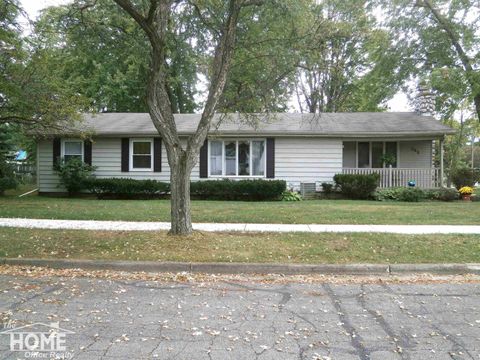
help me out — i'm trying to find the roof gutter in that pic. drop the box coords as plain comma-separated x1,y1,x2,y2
67,130,455,139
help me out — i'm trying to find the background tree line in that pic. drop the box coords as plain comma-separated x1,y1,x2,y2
2,0,477,120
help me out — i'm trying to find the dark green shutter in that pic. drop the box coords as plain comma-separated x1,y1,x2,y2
153,138,162,172
121,138,129,172
84,140,92,165
199,139,208,178
266,138,275,178
52,137,61,167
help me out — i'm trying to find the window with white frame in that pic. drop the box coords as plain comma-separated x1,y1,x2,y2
62,140,83,163
209,139,266,177
130,139,153,170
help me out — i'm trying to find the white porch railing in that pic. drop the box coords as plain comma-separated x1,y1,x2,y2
342,167,441,188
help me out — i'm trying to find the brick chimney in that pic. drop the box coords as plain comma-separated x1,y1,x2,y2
415,80,435,116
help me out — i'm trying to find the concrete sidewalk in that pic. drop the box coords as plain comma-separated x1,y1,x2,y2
1,217,480,234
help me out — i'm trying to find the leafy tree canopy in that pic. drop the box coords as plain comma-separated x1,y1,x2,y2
0,0,86,132
33,0,310,114
294,0,407,113
383,0,480,121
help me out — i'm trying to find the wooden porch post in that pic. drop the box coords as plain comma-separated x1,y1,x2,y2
440,137,445,187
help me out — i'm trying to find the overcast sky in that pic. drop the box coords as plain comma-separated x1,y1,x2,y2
21,0,68,22
19,0,411,112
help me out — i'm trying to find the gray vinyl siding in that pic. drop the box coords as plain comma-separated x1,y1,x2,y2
38,138,200,193
92,138,200,181
398,140,432,168
274,138,343,190
38,139,63,193
38,137,343,193
37,137,430,193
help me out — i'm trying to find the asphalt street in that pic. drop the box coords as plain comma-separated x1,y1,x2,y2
0,274,479,359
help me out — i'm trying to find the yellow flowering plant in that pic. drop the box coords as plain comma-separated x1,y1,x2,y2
459,186,474,195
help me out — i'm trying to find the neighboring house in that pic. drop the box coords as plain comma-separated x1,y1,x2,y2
37,112,455,193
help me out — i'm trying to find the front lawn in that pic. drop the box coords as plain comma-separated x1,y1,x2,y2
0,195,479,224
0,228,479,264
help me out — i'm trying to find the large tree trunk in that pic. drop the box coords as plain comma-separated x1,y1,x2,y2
113,0,253,235
169,153,193,235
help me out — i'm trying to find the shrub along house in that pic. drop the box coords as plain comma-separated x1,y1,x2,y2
36,112,454,194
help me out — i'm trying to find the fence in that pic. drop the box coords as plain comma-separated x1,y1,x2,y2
342,167,441,188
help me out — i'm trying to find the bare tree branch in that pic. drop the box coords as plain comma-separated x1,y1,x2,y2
186,0,243,158
113,0,153,40
187,0,220,37
146,0,158,25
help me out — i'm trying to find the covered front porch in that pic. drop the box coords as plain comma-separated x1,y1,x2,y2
341,139,444,188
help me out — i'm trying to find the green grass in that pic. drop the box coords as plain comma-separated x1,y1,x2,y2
3,183,38,197
0,228,478,264
0,194,479,224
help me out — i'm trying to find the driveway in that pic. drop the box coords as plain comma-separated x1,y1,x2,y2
0,272,479,359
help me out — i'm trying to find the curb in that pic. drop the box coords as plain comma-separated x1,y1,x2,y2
389,263,480,275
2,258,480,276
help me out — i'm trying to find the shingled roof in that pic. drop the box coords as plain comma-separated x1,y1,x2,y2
78,112,455,138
